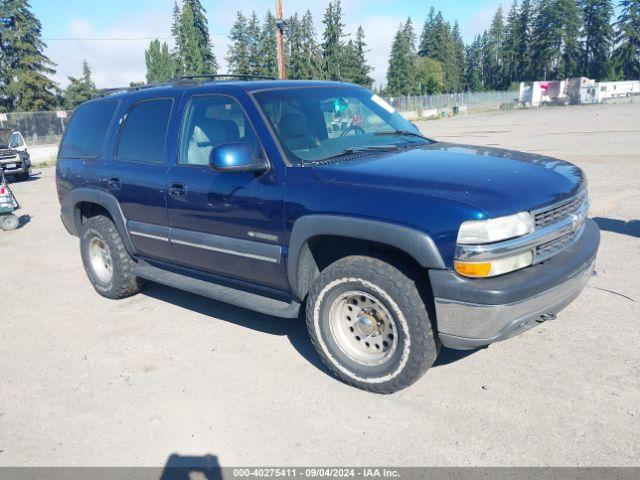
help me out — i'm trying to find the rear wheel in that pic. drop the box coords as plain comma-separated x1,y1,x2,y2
0,213,19,231
306,255,439,394
80,215,142,299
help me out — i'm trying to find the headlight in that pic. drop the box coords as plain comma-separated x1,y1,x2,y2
455,211,535,278
457,211,534,245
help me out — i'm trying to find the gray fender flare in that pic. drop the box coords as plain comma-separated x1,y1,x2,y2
287,215,446,300
66,188,137,256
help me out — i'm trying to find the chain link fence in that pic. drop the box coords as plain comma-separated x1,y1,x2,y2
0,110,73,146
0,91,521,148
383,90,520,117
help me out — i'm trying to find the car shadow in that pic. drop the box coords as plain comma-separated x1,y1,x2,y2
18,214,31,228
6,172,41,183
434,346,481,366
159,453,221,480
593,217,640,239
141,282,331,375
142,282,478,377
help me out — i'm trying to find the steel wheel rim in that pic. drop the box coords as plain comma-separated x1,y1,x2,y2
328,290,399,366
88,237,113,283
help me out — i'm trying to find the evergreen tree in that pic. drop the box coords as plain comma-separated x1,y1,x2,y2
0,0,58,111
404,18,418,54
246,11,262,75
531,0,583,80
258,11,278,78
287,13,305,79
465,35,486,91
350,26,374,88
178,0,218,76
322,0,346,80
64,60,96,109
227,12,251,75
613,0,640,79
418,7,437,57
170,0,182,72
581,0,614,80
531,0,556,79
558,0,583,78
484,6,505,89
299,10,324,79
425,11,460,92
517,0,534,80
501,1,522,88
450,22,466,91
386,21,417,95
342,39,360,84
145,40,174,84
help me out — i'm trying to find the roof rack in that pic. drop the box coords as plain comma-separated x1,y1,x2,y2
177,74,277,82
92,83,165,98
92,74,278,99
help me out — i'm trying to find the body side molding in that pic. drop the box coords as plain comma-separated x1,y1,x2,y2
287,215,446,299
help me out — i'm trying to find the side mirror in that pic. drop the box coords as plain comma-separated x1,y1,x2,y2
209,142,268,174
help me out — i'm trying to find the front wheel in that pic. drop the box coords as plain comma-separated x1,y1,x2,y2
306,256,439,393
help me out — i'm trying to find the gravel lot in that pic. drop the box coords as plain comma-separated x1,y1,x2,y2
1,102,638,467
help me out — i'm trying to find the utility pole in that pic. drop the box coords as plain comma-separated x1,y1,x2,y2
275,0,287,80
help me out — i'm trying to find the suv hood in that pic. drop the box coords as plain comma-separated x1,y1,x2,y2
313,142,584,218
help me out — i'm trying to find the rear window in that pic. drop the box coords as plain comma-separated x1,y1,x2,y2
115,98,173,164
59,101,118,158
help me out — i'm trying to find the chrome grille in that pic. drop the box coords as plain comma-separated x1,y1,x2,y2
534,190,587,229
535,230,580,262
531,189,588,263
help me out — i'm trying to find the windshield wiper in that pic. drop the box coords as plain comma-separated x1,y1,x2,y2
318,145,400,162
374,129,430,141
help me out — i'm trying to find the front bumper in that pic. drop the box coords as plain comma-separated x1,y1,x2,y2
1,158,29,175
429,219,600,350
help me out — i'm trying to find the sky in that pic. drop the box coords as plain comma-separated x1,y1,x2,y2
31,0,505,89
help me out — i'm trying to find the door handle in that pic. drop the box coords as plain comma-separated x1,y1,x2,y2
169,183,186,198
107,177,121,190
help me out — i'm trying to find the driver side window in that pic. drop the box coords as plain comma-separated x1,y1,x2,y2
180,95,259,166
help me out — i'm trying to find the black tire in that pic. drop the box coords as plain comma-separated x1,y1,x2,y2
80,215,142,299
306,255,439,394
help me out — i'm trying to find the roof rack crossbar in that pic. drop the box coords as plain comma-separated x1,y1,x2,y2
177,74,277,81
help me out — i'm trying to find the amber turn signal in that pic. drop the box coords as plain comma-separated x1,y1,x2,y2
454,261,492,278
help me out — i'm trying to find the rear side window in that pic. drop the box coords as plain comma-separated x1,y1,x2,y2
59,101,118,158
116,99,173,164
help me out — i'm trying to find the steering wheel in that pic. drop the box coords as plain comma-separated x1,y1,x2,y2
341,125,366,137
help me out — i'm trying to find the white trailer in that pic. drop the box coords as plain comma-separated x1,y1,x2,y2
596,81,640,101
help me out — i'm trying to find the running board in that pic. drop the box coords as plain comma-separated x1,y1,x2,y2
133,262,301,318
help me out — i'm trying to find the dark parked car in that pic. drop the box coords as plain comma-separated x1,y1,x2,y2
0,129,31,181
56,78,599,393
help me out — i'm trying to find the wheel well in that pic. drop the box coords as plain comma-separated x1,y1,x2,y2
297,235,438,332
74,201,112,227
297,235,428,299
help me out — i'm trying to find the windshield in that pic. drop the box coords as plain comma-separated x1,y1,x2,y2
0,129,11,148
253,86,429,163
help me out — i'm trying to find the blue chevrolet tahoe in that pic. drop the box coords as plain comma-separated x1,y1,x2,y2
56,78,600,393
